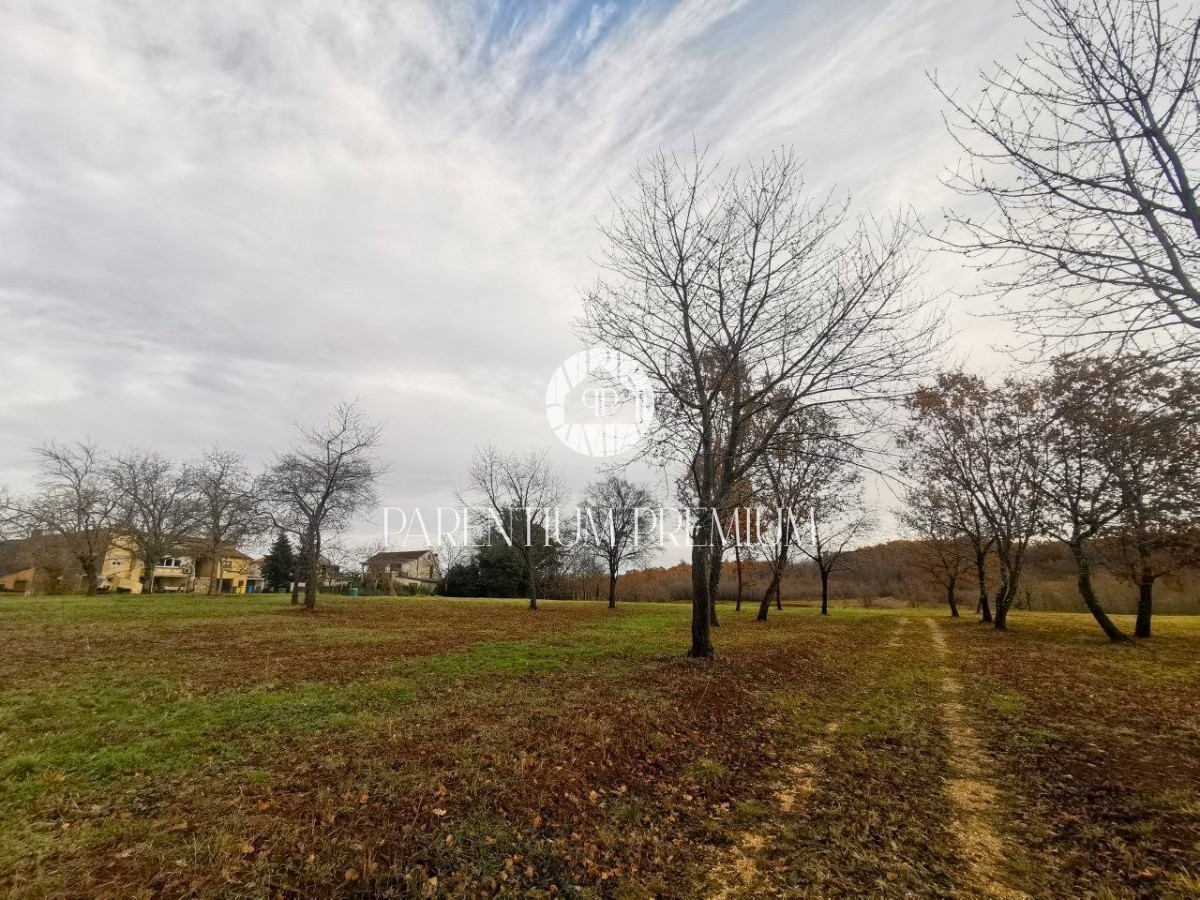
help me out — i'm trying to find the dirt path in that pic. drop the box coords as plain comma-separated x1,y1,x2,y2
709,617,907,898
925,618,1028,899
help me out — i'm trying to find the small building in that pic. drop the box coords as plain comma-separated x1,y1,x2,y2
364,549,440,593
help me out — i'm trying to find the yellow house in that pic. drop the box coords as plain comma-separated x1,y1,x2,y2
0,565,36,594
0,534,262,595
101,541,260,594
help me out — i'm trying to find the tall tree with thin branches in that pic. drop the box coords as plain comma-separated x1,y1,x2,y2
463,445,569,611
190,447,263,595
796,466,874,617
260,401,386,610
579,475,656,609
898,483,974,618
580,148,934,657
4,441,119,595
109,450,203,595
903,373,1052,630
938,0,1200,362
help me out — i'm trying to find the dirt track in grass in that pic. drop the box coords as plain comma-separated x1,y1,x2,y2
1,595,1197,897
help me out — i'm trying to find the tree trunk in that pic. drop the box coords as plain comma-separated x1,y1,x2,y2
689,541,714,658
1067,541,1128,642
526,551,539,611
734,543,743,612
758,520,790,622
947,575,960,618
993,569,1014,630
1135,566,1154,639
607,567,617,609
708,530,722,627
207,543,221,596
819,566,830,616
82,559,99,596
301,531,321,609
757,572,780,622
304,553,319,610
975,550,992,624
991,567,1009,628
141,556,156,595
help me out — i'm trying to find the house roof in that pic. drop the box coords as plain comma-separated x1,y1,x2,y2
365,549,435,564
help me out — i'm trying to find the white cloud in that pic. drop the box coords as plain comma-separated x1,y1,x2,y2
0,0,1030,547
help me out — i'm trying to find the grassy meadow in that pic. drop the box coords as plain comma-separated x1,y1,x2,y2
1,594,1197,897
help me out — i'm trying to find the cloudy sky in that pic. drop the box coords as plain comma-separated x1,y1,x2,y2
1,0,1031,555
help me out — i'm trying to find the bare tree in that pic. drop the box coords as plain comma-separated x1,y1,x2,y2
109,450,203,595
2,441,119,595
903,373,1051,630
898,483,974,618
1039,356,1132,641
260,401,386,610
580,148,933,657
938,0,1200,361
189,447,263,595
748,408,851,622
795,467,874,616
1097,360,1200,637
579,475,656,608
462,444,568,610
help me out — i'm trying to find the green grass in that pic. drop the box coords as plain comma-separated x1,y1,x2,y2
0,594,1197,897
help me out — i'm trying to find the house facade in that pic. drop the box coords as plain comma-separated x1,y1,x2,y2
364,549,440,592
100,543,259,593
0,535,262,595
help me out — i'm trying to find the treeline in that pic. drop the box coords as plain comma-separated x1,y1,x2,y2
900,358,1200,640
0,401,385,608
617,540,1200,616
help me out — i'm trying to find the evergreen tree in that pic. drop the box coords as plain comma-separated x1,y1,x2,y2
263,532,295,592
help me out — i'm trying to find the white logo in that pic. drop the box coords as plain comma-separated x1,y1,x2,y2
546,347,656,457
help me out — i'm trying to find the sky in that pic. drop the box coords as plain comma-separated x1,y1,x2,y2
0,0,1033,560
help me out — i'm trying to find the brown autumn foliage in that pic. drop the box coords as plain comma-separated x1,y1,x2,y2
617,538,1200,615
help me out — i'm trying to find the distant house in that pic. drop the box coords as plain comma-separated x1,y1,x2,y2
0,533,92,594
0,533,262,595
364,549,440,592
102,542,259,594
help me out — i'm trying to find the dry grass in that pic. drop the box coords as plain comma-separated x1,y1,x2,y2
0,595,1196,897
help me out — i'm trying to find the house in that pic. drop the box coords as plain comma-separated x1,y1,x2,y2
192,548,256,594
0,533,90,594
101,542,258,594
364,549,440,592
0,533,263,595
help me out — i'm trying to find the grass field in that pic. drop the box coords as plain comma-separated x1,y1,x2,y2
1,595,1197,898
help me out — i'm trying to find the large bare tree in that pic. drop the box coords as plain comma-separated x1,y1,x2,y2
260,401,386,610
109,450,203,595
898,483,975,618
748,406,852,622
579,475,656,609
463,444,569,611
795,465,874,617
189,447,263,595
939,0,1200,361
3,441,119,595
580,148,933,657
1095,360,1200,637
903,373,1052,630
1039,356,1133,641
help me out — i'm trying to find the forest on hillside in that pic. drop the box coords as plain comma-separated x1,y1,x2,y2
617,540,1200,615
